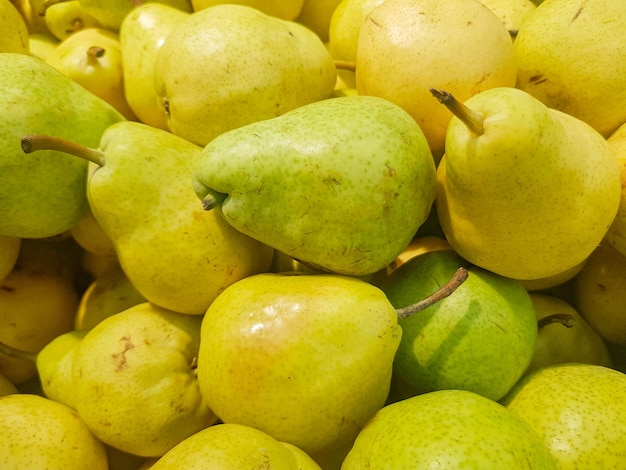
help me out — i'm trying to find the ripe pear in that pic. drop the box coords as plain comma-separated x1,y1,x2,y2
193,95,436,276
70,207,117,258
73,302,217,457
379,250,537,401
48,27,138,120
0,235,21,280
28,32,60,61
150,423,321,469
478,0,536,34
9,0,49,34
514,0,626,138
22,121,274,315
0,53,124,239
295,0,343,42
0,393,108,469
434,87,621,280
191,0,304,20
196,272,402,456
527,293,612,373
42,0,101,40
0,372,18,396
356,0,517,159
342,389,557,469
573,242,626,346
119,3,190,130
604,121,626,257
502,363,626,468
154,4,337,146
77,0,192,31
0,0,30,53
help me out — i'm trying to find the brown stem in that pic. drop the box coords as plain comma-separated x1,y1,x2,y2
21,135,106,167
0,340,37,363
87,46,106,59
430,88,484,136
334,60,357,73
537,313,575,330
395,266,469,320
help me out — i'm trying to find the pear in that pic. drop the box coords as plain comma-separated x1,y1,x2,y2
48,27,138,120
526,293,612,373
573,242,626,346
0,393,108,469
295,0,343,42
72,302,217,457
154,4,337,146
41,0,101,40
119,3,190,130
0,53,124,239
77,0,192,32
191,0,305,20
196,272,403,457
379,250,537,401
0,236,21,281
193,95,436,276
355,0,517,159
28,32,60,61
69,206,117,258
604,121,626,257
433,87,621,280
0,372,18,397
342,389,557,469
22,121,274,315
150,423,321,469
502,363,626,468
478,0,536,35
0,0,30,53
514,0,626,138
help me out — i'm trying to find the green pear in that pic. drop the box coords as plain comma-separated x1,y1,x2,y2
191,0,305,20
0,393,108,469
0,236,21,280
527,293,613,373
193,95,436,276
434,87,621,280
154,4,337,146
502,363,626,468
342,389,557,469
22,121,274,315
514,0,626,138
77,0,192,31
37,329,89,409
0,53,124,239
150,423,321,469
196,272,402,457
573,242,626,346
72,302,217,457
119,2,190,130
604,121,626,257
379,249,537,401
355,0,517,159
0,0,30,53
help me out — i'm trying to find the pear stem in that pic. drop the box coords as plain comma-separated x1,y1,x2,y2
21,135,106,167
537,313,575,330
334,60,357,73
38,0,70,16
430,88,485,136
395,266,469,320
0,340,37,363
87,46,106,59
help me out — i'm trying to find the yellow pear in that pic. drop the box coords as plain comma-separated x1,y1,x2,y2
296,0,343,42
70,206,117,258
42,0,101,41
0,235,21,280
356,0,517,159
514,0,626,138
478,0,535,34
0,393,108,469
191,0,305,20
0,372,18,396
604,121,626,257
1,0,29,53
27,32,60,61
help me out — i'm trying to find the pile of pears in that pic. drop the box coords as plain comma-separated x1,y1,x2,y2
2,0,626,468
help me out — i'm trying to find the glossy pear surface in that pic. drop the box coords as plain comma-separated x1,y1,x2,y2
193,95,436,276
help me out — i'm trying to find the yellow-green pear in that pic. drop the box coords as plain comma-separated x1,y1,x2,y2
478,0,535,34
514,0,626,138
573,242,626,346
22,121,274,315
356,0,517,159
42,0,101,40
196,272,402,457
0,235,21,280
73,302,217,457
502,363,626,468
0,53,124,239
191,0,304,20
77,0,192,31
27,32,60,61
527,293,613,373
295,0,342,42
119,3,190,130
604,121,626,257
151,423,321,469
1,0,30,53
434,87,621,280
342,389,557,469
70,206,117,258
154,4,337,146
0,393,108,469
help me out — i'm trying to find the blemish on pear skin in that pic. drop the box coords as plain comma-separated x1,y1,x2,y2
528,74,547,85
112,336,134,371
